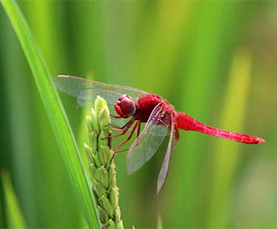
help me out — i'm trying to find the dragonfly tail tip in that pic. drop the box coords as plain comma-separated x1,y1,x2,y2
257,138,265,144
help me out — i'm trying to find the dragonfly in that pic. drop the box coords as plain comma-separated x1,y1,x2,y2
53,75,265,193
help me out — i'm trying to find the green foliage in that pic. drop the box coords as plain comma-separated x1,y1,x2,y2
0,0,100,228
1,171,26,228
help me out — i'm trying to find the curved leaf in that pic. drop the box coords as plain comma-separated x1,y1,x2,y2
0,0,100,228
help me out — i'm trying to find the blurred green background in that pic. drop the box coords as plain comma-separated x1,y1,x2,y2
0,1,276,228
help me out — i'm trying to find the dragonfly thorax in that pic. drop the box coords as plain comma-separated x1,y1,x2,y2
114,94,136,118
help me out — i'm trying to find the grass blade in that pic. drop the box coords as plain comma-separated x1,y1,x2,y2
1,170,27,228
157,215,163,229
0,0,100,228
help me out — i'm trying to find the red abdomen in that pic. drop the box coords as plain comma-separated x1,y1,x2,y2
176,112,264,144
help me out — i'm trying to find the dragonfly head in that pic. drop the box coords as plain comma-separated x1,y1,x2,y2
114,94,136,118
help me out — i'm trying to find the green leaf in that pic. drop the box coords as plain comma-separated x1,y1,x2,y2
0,0,100,228
1,170,26,228
157,215,163,229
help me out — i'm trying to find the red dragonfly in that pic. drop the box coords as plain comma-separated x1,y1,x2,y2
53,75,265,193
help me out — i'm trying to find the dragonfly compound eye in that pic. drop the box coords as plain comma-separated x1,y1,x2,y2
118,94,130,101
114,95,135,118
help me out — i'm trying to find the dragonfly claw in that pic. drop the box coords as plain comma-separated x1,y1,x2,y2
110,151,116,162
101,136,109,140
111,127,124,132
102,134,119,140
109,149,130,163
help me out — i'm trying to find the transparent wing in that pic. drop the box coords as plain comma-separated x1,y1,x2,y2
77,88,122,108
77,88,126,126
52,75,149,104
126,102,172,175
77,89,147,128
52,74,149,128
157,118,180,193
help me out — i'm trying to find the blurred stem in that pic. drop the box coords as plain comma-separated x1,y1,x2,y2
0,175,7,228
1,170,27,228
157,215,163,229
208,49,252,227
85,96,124,229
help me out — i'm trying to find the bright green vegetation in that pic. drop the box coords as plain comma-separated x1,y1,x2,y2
0,1,276,228
1,170,26,228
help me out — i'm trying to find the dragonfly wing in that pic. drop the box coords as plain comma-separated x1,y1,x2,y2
77,88,123,110
52,75,149,102
77,88,141,128
157,118,180,193
126,102,171,175
53,75,149,128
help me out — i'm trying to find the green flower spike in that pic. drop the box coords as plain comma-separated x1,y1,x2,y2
85,96,124,229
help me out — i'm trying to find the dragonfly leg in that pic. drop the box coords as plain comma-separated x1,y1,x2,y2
126,121,141,149
105,123,124,132
104,120,124,131
110,121,141,160
102,118,135,140
111,147,131,161
104,130,126,140
108,120,132,130
111,127,124,133
114,148,130,154
105,123,120,128
112,121,138,151
137,121,141,137
106,117,135,131
110,114,122,119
